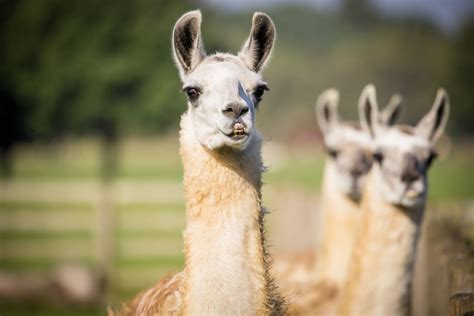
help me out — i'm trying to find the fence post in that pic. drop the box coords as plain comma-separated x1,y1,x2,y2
97,181,117,305
450,293,474,316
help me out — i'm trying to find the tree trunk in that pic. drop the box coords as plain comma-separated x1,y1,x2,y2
97,120,119,304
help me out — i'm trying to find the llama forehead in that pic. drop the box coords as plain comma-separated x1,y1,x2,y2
325,125,372,150
186,54,262,89
375,128,431,153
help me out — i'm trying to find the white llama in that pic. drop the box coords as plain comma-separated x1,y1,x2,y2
113,10,285,315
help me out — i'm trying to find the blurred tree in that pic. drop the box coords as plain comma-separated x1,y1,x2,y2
341,0,377,27
0,81,29,178
0,0,191,178
450,21,474,135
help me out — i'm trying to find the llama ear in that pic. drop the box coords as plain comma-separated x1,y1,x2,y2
416,88,450,143
238,12,276,73
379,94,402,126
315,89,340,135
172,10,206,79
359,84,380,138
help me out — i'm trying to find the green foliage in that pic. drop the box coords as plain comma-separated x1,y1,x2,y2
449,21,474,134
1,2,473,142
1,0,191,140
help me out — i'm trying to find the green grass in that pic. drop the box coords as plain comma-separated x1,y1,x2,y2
117,255,184,268
116,202,185,212
0,304,102,316
118,230,182,238
1,230,92,240
265,155,325,189
0,201,92,211
429,157,474,201
0,258,95,271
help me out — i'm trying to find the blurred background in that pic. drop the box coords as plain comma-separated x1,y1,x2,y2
0,0,473,315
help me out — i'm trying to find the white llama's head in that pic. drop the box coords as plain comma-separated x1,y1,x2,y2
316,86,402,201
359,85,449,209
172,10,275,150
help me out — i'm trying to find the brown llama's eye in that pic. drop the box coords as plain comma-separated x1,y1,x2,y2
254,84,269,102
426,151,438,168
373,150,384,163
327,147,339,158
184,87,200,101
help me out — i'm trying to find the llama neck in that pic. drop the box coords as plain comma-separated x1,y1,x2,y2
316,161,361,286
179,113,280,315
338,169,424,316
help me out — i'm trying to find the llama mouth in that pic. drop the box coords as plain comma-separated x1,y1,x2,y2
231,129,246,137
348,191,361,202
222,122,248,140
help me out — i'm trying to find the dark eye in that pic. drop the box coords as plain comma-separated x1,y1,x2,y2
326,147,339,158
373,150,384,163
184,87,200,101
426,150,437,168
254,84,269,102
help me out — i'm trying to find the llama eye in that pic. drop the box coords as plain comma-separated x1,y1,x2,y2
184,87,200,101
426,151,437,168
373,151,384,163
254,84,269,102
327,148,339,158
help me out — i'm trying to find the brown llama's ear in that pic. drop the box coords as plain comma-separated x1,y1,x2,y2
379,94,402,126
358,84,380,138
238,12,276,73
315,88,340,135
172,10,206,79
416,88,450,143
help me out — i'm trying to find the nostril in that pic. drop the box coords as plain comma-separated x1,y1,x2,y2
350,169,362,178
223,103,247,117
223,107,234,114
401,171,421,184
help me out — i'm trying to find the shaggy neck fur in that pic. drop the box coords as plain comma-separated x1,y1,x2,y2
179,113,284,315
315,160,361,287
338,167,424,316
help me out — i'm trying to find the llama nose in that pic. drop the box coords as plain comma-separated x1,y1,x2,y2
349,153,370,179
222,102,249,118
350,167,364,179
401,169,421,184
401,155,421,184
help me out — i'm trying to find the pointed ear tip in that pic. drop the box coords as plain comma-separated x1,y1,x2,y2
252,12,274,25
253,12,270,19
365,83,376,93
317,89,339,106
187,9,202,17
177,10,202,24
437,88,449,99
326,89,339,102
391,94,403,103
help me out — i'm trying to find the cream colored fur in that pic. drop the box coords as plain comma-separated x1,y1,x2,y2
336,87,449,316
180,113,283,315
113,10,285,315
337,167,423,315
315,160,362,286
114,112,285,316
272,161,362,315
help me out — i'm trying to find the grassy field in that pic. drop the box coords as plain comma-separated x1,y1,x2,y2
0,137,473,315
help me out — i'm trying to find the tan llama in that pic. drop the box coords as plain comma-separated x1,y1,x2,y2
314,87,402,288
112,10,286,315
274,86,402,315
337,85,449,315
